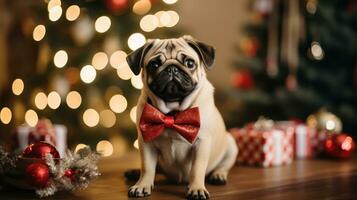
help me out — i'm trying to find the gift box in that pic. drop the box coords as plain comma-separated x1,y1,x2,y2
231,127,294,167
13,119,67,157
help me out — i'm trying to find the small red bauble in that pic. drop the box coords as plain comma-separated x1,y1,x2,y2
25,162,50,188
106,0,129,14
22,142,60,159
64,169,75,182
324,134,356,159
233,70,254,90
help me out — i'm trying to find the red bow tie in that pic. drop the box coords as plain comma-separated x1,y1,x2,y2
139,103,200,143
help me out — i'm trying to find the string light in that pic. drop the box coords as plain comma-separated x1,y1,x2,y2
140,15,159,32
311,41,324,60
12,79,24,95
53,50,68,68
163,0,178,5
48,91,61,109
155,11,170,27
66,91,82,109
47,0,61,11
100,109,116,128
131,75,143,89
109,50,127,69
83,108,99,127
34,92,48,110
92,52,108,70
130,106,137,123
133,139,139,149
74,143,88,153
117,62,134,80
96,140,114,157
0,107,12,124
166,10,180,27
80,65,96,83
127,33,146,51
109,94,127,113
306,0,317,14
66,5,80,21
25,109,38,127
33,25,46,41
133,0,152,15
49,6,62,22
95,16,111,33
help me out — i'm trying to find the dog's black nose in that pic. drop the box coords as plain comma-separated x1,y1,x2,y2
166,65,179,75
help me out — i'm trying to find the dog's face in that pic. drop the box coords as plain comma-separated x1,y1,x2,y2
126,36,215,102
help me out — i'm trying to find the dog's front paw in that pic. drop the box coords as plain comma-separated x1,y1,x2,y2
208,171,227,185
186,185,210,200
128,184,153,198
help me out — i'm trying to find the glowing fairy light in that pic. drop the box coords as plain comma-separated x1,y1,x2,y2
92,52,108,70
74,143,88,153
311,41,324,60
163,0,178,5
131,75,143,89
66,91,82,109
166,10,180,27
33,25,46,41
80,65,96,83
109,50,127,69
95,16,111,33
127,33,146,51
53,50,68,68
133,0,152,15
25,109,38,127
34,92,48,110
100,109,116,128
12,79,24,95
49,6,62,22
66,5,80,21
0,107,12,124
109,94,127,113
133,139,139,149
117,62,134,80
96,140,114,157
140,15,159,32
47,91,61,109
47,0,61,11
83,108,99,127
130,106,137,123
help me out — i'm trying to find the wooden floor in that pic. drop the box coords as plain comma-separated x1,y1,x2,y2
1,151,357,200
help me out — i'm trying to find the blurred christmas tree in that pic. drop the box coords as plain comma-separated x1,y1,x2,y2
0,0,181,150
228,0,357,136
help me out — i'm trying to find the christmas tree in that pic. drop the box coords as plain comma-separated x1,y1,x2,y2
0,0,182,150
228,0,357,136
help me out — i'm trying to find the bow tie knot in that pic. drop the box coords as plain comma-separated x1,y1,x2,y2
139,103,200,143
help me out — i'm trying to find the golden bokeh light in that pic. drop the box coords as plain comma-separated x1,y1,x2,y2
25,109,38,127
163,0,178,5
66,5,80,21
117,62,134,80
155,11,170,27
166,10,180,27
49,6,62,22
95,16,111,33
140,15,159,32
53,50,68,68
34,92,48,110
311,41,324,60
0,107,12,124
33,25,46,41
83,108,100,127
96,140,114,157
100,109,116,128
12,79,24,96
131,75,143,89
47,0,61,11
109,94,127,113
80,65,97,83
48,91,61,109
92,52,108,70
74,143,88,153
66,91,82,109
133,139,139,149
130,106,137,123
127,33,146,51
110,50,127,69
133,0,152,15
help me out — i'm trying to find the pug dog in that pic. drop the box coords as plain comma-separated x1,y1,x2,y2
126,35,238,199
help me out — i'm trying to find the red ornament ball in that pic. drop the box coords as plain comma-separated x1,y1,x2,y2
22,142,60,159
25,162,50,188
233,70,254,90
324,134,356,159
106,0,129,14
64,169,75,182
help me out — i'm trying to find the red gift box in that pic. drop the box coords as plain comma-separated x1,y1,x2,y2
231,127,293,167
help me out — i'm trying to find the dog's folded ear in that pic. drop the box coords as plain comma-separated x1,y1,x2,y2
126,41,154,75
183,35,216,70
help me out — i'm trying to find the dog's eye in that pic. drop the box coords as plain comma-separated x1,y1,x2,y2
184,59,195,69
148,60,160,69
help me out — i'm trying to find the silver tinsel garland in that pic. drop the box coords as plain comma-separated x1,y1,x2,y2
0,146,17,174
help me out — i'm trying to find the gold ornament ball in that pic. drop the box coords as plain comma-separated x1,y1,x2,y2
307,110,342,133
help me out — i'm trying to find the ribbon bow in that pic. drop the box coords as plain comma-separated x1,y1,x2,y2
139,103,200,143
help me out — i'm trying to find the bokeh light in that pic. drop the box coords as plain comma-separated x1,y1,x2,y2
92,52,108,70
311,41,324,60
166,10,180,27
140,15,159,32
131,75,143,89
83,108,100,127
74,143,88,153
96,140,114,157
66,91,82,109
49,6,62,22
0,107,12,124
127,33,146,51
133,0,152,15
130,106,137,123
66,5,80,21
95,16,111,33
34,92,48,110
163,0,178,5
33,25,46,41
47,0,61,11
80,65,97,83
12,79,24,96
133,139,139,149
53,50,68,68
48,91,61,109
100,109,116,128
110,50,127,69
25,109,38,127
117,62,134,80
109,94,127,113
